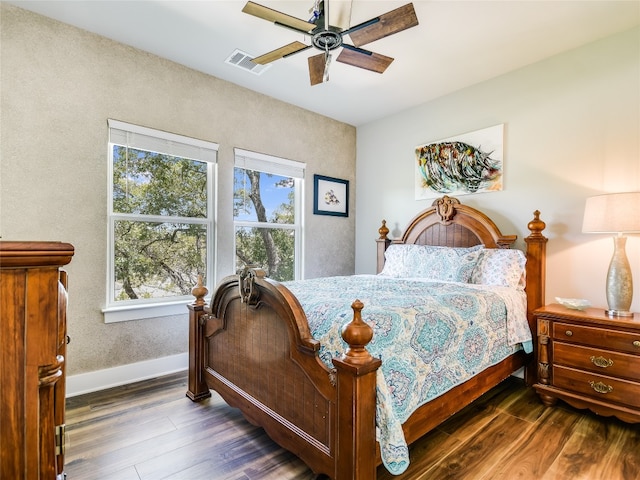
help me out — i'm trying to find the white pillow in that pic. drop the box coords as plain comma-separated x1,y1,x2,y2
380,244,483,282
470,248,527,289
379,244,412,277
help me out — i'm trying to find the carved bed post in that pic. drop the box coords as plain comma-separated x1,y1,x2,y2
534,316,558,406
524,210,548,385
186,276,212,401
332,300,382,480
376,220,391,274
535,318,557,405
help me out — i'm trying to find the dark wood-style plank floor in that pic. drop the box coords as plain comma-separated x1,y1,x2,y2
65,372,639,479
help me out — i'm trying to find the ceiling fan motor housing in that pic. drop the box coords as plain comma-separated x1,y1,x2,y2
311,26,343,51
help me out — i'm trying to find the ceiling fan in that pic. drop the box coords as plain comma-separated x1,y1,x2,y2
242,0,419,85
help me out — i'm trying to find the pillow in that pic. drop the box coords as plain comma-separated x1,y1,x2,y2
470,248,527,289
380,244,483,282
378,244,413,277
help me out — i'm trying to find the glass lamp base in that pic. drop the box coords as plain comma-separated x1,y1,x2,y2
605,235,634,319
605,309,634,318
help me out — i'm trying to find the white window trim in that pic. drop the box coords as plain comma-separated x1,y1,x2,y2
234,148,305,178
104,120,218,322
234,148,305,280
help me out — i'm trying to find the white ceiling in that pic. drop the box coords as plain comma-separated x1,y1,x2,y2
8,1,640,126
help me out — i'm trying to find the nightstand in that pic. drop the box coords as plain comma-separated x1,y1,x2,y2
533,304,640,423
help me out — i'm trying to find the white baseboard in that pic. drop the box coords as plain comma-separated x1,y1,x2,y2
66,352,188,397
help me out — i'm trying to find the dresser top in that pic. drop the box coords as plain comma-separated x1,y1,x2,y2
535,303,640,330
0,241,74,268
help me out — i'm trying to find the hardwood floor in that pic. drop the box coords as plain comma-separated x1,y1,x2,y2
65,372,639,479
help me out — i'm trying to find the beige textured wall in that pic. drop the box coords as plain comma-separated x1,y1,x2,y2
0,4,356,375
355,27,640,311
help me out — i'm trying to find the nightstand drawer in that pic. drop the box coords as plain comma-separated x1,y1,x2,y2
554,342,640,382
553,365,640,408
553,322,640,354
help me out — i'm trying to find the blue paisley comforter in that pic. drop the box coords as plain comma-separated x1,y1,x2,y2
283,274,532,475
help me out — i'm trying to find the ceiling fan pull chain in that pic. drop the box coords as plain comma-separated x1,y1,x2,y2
323,45,331,83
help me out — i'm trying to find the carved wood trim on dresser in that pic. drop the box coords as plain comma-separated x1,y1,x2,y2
533,303,640,424
1,241,75,479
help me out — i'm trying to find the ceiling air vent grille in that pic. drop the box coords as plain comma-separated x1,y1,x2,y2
225,49,271,75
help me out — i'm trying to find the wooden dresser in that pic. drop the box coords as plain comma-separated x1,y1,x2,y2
1,241,75,480
533,304,640,423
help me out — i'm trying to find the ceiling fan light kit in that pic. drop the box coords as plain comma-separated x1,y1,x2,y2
242,1,418,86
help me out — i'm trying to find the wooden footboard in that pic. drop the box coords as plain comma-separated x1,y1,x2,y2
187,268,381,480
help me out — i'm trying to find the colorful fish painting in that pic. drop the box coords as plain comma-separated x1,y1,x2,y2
415,125,504,199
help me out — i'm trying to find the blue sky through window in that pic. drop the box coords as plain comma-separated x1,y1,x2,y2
234,168,292,222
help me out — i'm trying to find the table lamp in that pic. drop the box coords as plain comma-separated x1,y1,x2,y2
582,192,640,317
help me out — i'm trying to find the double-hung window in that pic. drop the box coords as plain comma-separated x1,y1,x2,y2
105,120,217,322
233,148,305,281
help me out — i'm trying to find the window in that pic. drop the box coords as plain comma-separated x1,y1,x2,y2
105,120,217,322
234,148,305,281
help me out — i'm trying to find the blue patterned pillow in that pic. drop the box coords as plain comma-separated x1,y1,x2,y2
380,244,483,282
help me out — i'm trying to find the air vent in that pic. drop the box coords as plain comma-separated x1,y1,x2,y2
225,49,271,75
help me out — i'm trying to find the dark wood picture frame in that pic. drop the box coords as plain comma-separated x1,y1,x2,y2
313,174,349,217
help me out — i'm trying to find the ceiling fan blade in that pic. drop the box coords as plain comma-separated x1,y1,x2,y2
344,3,419,48
252,41,311,65
242,1,316,34
336,45,393,74
308,53,326,86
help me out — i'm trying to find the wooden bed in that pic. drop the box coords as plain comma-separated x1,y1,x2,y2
187,195,547,479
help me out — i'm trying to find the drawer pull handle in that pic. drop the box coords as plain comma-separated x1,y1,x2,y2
565,330,573,337
633,341,640,348
590,356,613,368
589,381,613,394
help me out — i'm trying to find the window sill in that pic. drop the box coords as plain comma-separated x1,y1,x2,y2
102,298,204,323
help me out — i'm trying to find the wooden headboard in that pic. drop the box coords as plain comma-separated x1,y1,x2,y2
375,195,548,356
375,196,523,270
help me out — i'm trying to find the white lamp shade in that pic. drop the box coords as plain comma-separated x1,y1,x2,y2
582,192,640,233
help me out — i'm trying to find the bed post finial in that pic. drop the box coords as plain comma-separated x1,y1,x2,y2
191,274,208,307
378,220,389,240
340,300,376,365
527,210,546,238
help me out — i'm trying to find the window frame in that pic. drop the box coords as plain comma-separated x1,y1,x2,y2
103,120,218,322
233,148,305,281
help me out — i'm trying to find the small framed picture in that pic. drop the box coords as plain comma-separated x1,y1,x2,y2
313,174,349,217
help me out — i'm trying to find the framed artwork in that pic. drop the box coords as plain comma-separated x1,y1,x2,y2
415,124,504,200
313,174,349,217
